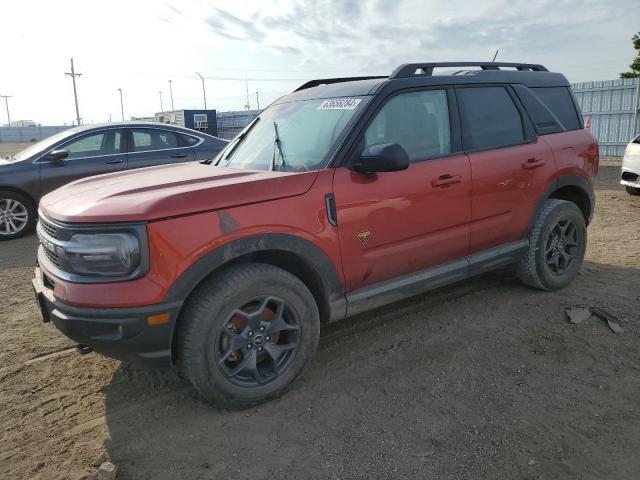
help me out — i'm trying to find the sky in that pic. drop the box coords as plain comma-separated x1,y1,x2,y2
1,0,638,125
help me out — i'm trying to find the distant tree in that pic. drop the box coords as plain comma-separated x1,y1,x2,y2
620,32,640,78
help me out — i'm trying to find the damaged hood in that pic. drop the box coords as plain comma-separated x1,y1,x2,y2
40,162,319,223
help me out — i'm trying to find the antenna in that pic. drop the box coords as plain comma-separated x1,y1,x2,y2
492,50,499,62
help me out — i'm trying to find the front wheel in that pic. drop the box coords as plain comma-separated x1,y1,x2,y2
177,263,320,407
517,199,587,291
0,190,36,240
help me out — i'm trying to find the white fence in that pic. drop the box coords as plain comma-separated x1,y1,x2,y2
571,78,640,157
0,125,71,144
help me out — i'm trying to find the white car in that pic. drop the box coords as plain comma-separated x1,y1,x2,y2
621,134,640,195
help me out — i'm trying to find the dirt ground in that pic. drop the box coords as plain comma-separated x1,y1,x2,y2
0,143,33,158
1,159,639,480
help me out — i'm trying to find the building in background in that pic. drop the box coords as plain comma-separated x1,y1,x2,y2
9,120,36,127
217,110,260,140
571,78,640,157
154,109,219,137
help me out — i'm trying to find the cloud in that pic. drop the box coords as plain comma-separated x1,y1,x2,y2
206,7,266,42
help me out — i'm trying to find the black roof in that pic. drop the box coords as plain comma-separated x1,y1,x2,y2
284,62,569,102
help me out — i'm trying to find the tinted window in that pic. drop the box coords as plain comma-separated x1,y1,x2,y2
512,84,563,135
531,87,581,131
131,129,180,152
458,87,524,150
183,134,200,146
61,130,121,159
364,90,451,161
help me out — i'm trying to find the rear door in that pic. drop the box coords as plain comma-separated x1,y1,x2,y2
457,86,556,254
126,127,196,170
38,128,126,193
332,88,472,292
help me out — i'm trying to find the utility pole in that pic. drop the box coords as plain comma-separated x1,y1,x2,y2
118,88,125,121
65,58,82,125
256,91,260,110
168,80,174,111
0,95,11,126
244,73,251,111
195,72,207,109
159,91,164,112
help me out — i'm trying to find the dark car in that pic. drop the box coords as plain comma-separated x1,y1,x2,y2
0,122,227,239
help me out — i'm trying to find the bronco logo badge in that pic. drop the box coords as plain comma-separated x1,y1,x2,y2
356,230,371,245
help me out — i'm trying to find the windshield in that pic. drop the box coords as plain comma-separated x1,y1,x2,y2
11,128,77,161
217,97,367,171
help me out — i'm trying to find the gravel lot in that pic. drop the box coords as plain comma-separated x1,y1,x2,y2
0,158,639,479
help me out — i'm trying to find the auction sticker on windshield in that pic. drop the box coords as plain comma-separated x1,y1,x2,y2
317,98,362,110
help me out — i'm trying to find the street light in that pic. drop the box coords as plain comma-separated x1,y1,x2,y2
168,80,174,111
118,88,124,121
0,95,11,126
195,72,207,110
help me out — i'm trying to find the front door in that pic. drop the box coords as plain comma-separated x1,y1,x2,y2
38,128,126,195
332,88,472,292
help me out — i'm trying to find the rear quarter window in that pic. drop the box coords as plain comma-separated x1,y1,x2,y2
531,87,582,131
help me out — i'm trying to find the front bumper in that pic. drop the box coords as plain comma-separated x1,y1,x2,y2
32,267,182,368
621,153,640,189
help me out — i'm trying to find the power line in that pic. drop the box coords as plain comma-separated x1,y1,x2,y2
64,58,82,125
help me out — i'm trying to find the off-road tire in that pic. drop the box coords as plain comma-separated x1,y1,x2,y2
517,199,586,291
0,190,36,241
177,262,320,408
625,186,640,196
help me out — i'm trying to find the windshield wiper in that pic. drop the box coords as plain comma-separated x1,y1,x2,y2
205,117,261,165
271,121,287,171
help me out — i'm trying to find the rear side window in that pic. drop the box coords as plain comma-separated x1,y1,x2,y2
531,87,581,131
458,87,524,150
131,129,180,152
183,134,201,146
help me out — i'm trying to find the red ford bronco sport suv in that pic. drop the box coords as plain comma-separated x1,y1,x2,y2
33,62,598,406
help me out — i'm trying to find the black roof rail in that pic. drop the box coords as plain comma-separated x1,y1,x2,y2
294,76,387,92
390,62,549,78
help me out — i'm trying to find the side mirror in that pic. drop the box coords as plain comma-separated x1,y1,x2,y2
350,143,410,174
47,149,69,162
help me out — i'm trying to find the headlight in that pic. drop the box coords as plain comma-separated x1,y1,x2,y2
64,233,140,276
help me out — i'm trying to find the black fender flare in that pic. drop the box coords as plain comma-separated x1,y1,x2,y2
164,233,347,321
527,173,595,232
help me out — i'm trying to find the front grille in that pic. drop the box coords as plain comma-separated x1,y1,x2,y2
39,219,58,239
42,246,61,267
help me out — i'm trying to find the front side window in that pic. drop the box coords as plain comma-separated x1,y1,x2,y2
61,130,121,160
364,90,451,161
217,97,367,172
458,86,524,150
131,129,180,152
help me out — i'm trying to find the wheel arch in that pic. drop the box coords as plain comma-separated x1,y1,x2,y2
528,174,594,232
166,232,346,339
0,186,38,211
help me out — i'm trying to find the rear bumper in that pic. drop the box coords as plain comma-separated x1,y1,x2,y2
32,268,182,368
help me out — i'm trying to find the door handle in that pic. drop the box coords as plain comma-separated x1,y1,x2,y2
431,174,462,188
522,158,546,169
104,158,124,165
170,153,188,158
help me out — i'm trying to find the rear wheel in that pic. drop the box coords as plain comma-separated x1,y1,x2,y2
0,190,36,240
517,199,587,291
625,186,640,196
177,263,320,407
